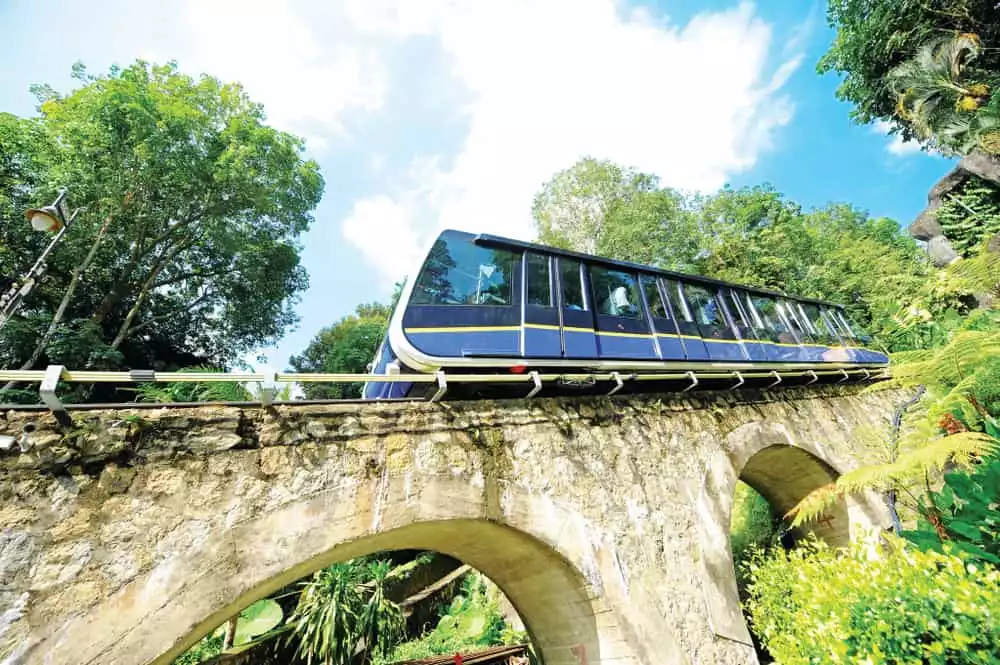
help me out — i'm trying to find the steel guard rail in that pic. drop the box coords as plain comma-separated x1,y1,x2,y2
0,365,888,421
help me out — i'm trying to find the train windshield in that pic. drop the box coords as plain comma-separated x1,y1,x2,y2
410,232,518,306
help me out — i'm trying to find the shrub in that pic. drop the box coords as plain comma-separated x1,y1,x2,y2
744,537,1000,664
904,456,1000,566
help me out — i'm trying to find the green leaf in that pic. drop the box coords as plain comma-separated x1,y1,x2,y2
234,599,283,645
948,520,984,542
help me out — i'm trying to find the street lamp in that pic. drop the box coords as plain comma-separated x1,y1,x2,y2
25,204,67,232
0,189,79,331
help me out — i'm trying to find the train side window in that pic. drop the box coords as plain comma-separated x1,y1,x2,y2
559,259,587,311
410,235,517,306
749,294,792,343
836,309,872,344
822,307,855,343
663,279,692,322
726,290,751,327
780,300,812,340
682,283,726,329
800,302,837,345
590,266,644,319
526,253,552,307
641,274,668,318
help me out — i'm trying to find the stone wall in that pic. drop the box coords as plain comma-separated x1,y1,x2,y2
0,385,908,665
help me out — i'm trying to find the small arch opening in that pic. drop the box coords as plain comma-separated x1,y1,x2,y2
729,444,850,664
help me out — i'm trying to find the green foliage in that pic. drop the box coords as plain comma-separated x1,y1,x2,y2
173,633,223,665
287,558,406,665
230,599,284,646
288,563,367,665
744,536,1000,664
357,560,406,662
0,60,323,395
695,194,930,345
729,482,780,594
792,310,1000,528
532,157,701,270
129,366,252,403
903,456,1000,565
288,301,393,400
384,573,521,664
820,0,1000,144
937,178,1000,257
532,162,932,349
886,33,999,155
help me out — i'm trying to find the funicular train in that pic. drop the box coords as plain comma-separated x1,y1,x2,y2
362,229,889,400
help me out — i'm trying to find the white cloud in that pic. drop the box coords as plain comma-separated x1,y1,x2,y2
342,196,425,283
177,0,388,149
873,120,923,156
340,0,801,284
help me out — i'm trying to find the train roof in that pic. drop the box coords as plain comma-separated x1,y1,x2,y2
470,231,844,309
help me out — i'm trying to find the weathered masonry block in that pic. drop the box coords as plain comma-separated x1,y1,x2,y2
0,385,907,665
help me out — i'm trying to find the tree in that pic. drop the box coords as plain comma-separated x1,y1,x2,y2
789,307,1000,535
532,164,933,348
819,0,1000,140
694,193,934,345
887,33,999,155
0,60,323,400
288,302,394,400
532,157,700,269
287,557,409,665
289,563,366,665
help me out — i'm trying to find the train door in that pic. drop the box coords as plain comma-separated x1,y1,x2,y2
639,274,685,361
680,282,747,362
555,257,599,359
522,252,561,359
660,278,710,360
589,264,657,359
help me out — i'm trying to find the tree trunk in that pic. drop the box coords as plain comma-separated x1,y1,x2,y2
108,241,189,350
223,616,238,650
2,213,113,391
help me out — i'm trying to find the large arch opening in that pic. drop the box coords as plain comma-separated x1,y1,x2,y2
151,519,605,665
30,456,650,665
171,546,532,665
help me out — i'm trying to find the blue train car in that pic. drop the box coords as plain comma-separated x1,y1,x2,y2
363,230,888,399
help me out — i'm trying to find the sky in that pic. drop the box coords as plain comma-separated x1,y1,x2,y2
0,0,954,376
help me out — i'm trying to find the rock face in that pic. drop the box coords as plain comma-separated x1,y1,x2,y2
909,150,1000,266
0,386,909,665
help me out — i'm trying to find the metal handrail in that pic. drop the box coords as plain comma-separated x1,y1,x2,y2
0,364,890,421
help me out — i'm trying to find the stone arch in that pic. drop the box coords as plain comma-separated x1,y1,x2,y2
696,421,887,647
26,472,646,665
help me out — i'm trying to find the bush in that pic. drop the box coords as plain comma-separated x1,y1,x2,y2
744,537,1000,664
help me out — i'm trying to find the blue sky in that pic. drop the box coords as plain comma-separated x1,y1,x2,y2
0,0,952,375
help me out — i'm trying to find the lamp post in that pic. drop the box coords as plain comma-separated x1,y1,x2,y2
0,189,79,332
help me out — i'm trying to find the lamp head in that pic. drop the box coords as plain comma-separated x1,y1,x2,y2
24,205,63,232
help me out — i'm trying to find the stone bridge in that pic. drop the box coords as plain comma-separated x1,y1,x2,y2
0,385,907,665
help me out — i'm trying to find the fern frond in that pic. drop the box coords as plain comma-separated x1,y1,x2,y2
893,432,997,476
948,248,1000,293
786,482,843,527
788,433,997,528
